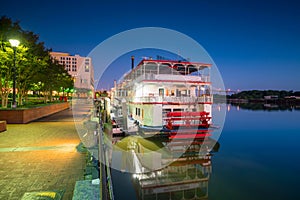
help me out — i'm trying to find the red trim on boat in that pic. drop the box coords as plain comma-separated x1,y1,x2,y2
169,130,211,135
129,102,212,105
166,111,210,117
167,117,211,121
169,133,211,139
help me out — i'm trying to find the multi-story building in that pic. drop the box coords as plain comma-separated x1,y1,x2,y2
50,52,94,98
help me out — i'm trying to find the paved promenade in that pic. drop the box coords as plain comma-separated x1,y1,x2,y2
0,108,87,200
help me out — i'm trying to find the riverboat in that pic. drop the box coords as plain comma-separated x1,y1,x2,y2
111,57,213,138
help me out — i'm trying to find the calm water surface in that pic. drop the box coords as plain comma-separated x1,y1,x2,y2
112,105,300,200
210,106,300,200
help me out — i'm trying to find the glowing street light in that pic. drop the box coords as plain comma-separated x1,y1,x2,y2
9,39,20,108
9,39,20,47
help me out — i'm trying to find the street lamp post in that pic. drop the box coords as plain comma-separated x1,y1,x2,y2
62,73,66,100
9,39,20,108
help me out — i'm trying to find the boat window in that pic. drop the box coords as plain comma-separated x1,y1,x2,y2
171,90,175,96
173,108,184,112
112,124,119,128
135,107,141,116
163,109,171,117
159,88,164,96
181,90,186,96
176,89,180,96
137,108,140,116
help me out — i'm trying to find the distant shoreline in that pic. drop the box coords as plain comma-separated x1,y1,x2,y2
227,99,300,111
213,90,300,111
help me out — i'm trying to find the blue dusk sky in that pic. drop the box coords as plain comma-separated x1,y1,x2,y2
1,0,300,91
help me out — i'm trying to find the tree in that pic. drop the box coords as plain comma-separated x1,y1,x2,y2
0,44,13,108
1,16,73,107
15,31,49,105
0,16,22,108
36,58,73,103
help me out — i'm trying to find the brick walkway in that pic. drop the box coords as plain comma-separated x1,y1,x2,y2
0,109,87,200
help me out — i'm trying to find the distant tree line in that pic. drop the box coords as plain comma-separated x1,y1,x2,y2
228,90,300,100
0,16,73,108
229,102,300,111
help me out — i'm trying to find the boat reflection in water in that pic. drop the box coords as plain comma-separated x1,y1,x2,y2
109,132,219,200
133,137,219,200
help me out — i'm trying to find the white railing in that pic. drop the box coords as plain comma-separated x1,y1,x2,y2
133,96,212,103
132,74,210,83
155,74,210,82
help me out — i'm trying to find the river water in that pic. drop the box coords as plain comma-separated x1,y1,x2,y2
111,104,300,200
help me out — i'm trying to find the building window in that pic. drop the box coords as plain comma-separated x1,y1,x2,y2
66,65,70,71
90,78,94,86
72,65,77,72
85,65,89,72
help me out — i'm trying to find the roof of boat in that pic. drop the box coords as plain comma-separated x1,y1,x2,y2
137,59,212,67
133,59,212,75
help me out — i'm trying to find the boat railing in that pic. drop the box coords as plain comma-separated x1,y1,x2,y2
155,74,210,82
164,96,212,103
133,96,212,103
133,74,210,83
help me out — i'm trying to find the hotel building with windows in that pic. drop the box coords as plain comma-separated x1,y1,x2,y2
50,52,94,98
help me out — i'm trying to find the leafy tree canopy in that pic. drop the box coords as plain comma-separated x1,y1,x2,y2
0,16,73,107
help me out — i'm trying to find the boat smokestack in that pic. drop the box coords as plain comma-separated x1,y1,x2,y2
131,56,134,70
114,80,117,89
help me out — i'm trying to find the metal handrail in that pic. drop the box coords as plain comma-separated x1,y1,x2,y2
133,96,212,103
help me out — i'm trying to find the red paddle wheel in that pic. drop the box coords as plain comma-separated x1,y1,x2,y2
164,111,211,139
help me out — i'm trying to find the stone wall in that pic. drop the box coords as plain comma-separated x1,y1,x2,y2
0,102,70,124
